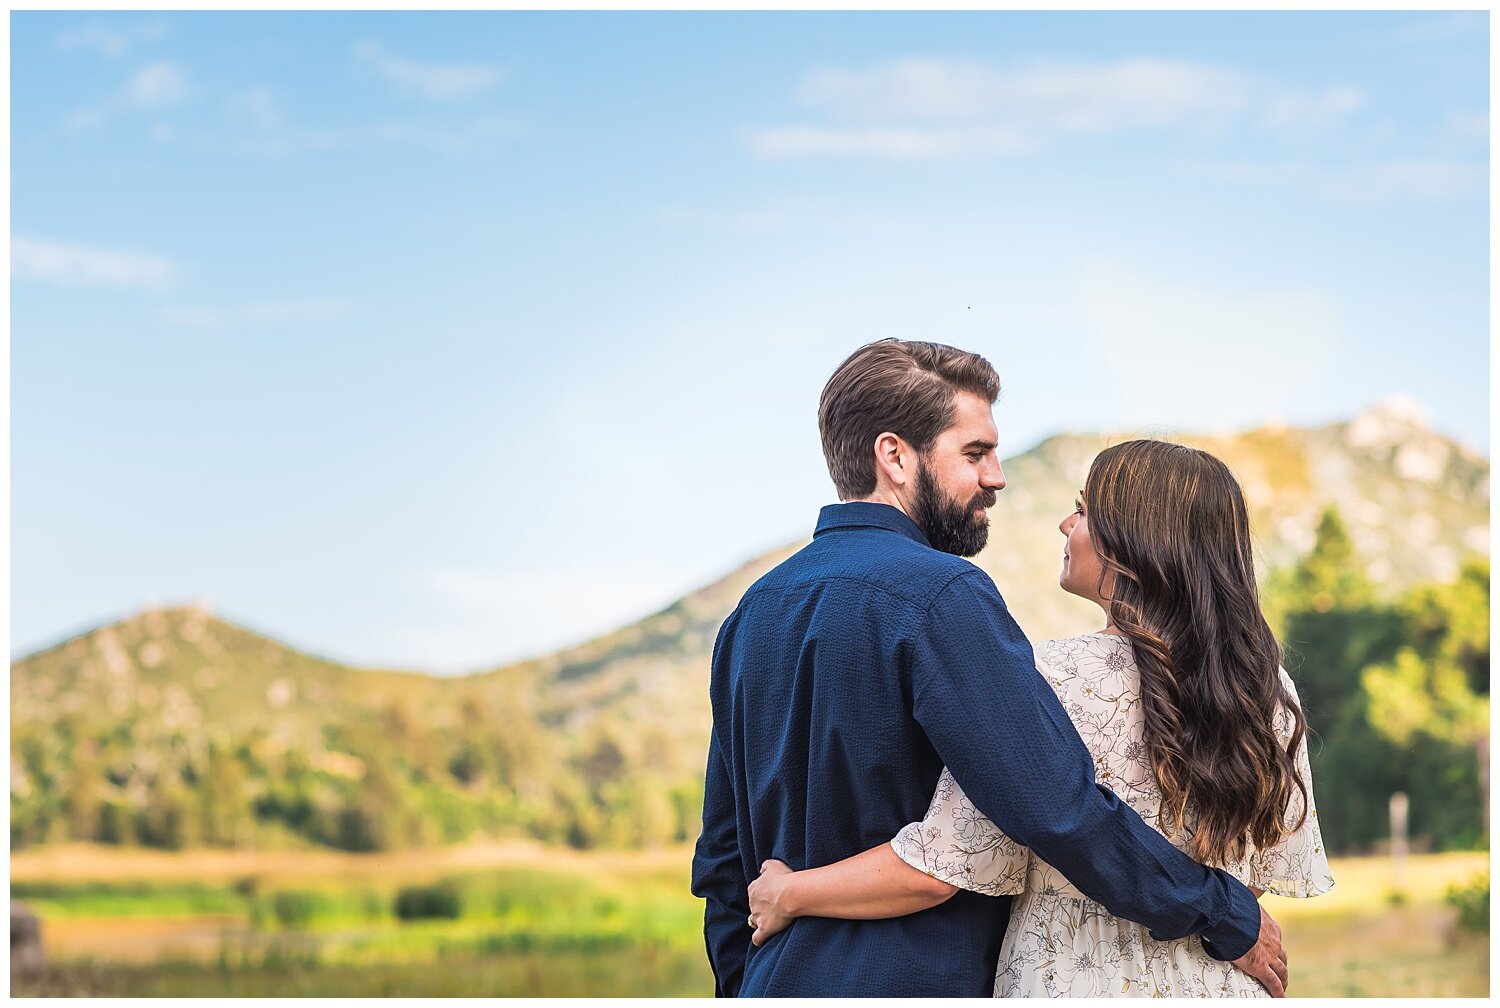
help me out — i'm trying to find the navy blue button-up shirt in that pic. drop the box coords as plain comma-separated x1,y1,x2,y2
690,502,1259,997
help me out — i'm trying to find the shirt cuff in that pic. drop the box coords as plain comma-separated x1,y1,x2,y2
1197,876,1261,961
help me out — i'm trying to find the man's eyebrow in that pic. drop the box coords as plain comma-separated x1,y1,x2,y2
961,439,997,451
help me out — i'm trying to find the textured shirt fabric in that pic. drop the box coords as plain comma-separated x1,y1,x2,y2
689,502,1261,997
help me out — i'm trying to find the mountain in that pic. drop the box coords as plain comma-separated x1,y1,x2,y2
10,404,1488,851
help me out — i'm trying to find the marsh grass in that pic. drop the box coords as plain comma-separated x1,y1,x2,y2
11,846,1488,997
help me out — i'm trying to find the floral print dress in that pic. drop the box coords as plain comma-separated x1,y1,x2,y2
891,633,1334,998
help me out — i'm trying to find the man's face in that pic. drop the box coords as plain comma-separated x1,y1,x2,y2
910,391,1007,557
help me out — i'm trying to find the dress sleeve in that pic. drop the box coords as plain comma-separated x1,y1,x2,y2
906,570,1262,959
1248,670,1336,898
891,765,1029,896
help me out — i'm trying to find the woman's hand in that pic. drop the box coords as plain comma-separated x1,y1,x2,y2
747,859,797,947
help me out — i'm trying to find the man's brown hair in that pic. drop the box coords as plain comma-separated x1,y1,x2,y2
818,339,1001,499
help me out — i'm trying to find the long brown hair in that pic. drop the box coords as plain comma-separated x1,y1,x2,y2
1083,439,1307,864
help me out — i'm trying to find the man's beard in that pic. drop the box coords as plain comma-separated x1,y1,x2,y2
912,461,996,557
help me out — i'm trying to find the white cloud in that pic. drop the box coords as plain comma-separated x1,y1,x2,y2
56,20,168,58
126,60,189,108
751,55,1367,160
59,59,189,133
802,57,1248,130
353,39,500,101
13,235,177,289
1181,159,1484,203
1080,261,1342,429
1262,85,1365,129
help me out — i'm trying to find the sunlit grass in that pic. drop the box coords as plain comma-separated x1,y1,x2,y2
10,846,1488,997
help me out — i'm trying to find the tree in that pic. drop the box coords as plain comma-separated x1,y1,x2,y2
1362,559,1489,846
1265,508,1485,853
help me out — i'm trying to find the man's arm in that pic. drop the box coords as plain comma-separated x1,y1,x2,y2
689,729,750,997
912,572,1270,964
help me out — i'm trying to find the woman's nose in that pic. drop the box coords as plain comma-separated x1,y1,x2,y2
1059,513,1075,536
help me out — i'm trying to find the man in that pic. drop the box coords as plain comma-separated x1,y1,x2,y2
690,339,1288,997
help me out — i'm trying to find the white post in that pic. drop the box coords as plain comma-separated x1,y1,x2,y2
1389,791,1409,896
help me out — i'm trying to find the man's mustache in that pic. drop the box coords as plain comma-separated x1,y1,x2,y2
972,490,998,510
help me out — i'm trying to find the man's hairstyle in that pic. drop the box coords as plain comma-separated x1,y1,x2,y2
818,339,1001,500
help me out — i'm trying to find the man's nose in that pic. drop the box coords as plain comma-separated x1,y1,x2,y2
984,460,1006,492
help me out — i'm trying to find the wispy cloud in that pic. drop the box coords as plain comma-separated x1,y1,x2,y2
1262,85,1365,129
126,60,190,108
56,19,168,58
63,59,190,133
749,56,1365,160
801,57,1247,128
1395,12,1488,44
13,235,176,289
1446,110,1488,142
353,40,500,101
1180,159,1485,203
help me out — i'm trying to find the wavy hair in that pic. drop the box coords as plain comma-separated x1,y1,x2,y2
1083,439,1307,865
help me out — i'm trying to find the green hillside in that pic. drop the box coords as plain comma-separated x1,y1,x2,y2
12,403,1488,855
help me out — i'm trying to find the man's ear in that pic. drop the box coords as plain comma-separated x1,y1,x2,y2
872,431,912,489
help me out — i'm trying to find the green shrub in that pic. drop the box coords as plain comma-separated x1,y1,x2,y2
1445,871,1489,933
394,881,462,920
270,889,323,928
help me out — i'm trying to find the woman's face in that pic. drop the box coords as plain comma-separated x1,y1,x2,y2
1059,492,1111,607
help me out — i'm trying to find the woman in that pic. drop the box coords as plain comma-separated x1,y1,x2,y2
746,439,1333,997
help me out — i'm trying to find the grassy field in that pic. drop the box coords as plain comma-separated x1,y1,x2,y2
10,843,1489,997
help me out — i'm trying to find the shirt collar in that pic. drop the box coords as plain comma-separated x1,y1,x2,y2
814,501,931,548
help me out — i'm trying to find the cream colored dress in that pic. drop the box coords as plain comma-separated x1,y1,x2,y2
892,632,1334,998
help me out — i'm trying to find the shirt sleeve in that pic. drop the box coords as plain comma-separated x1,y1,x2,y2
891,765,1028,896
1249,670,1336,898
688,729,749,997
907,569,1261,961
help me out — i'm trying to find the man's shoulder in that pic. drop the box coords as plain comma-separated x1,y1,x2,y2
741,528,991,612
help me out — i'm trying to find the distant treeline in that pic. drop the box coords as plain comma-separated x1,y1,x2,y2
12,669,705,854
9,508,1487,856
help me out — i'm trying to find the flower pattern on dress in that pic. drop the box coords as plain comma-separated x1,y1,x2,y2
891,632,1335,998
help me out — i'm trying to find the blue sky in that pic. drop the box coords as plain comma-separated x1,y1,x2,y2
10,11,1489,672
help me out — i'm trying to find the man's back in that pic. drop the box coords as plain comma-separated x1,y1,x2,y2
692,502,1008,996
